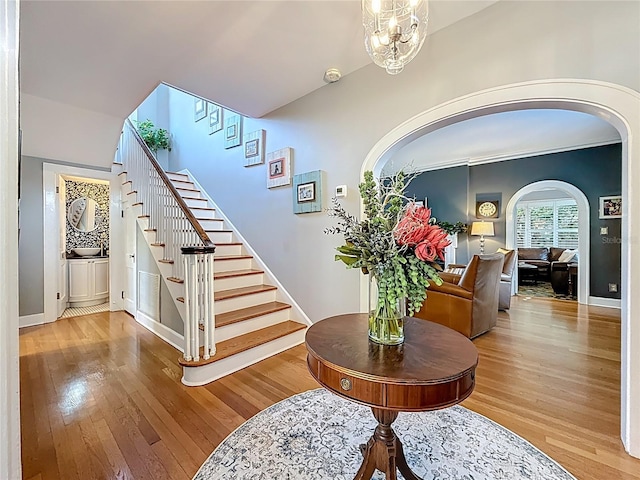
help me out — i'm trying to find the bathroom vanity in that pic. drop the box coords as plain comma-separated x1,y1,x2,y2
68,257,109,307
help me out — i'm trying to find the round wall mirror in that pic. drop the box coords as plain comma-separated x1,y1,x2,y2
67,197,99,232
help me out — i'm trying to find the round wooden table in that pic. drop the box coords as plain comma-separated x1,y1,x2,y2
305,314,478,480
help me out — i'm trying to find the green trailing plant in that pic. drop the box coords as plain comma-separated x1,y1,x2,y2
135,119,171,153
433,220,468,235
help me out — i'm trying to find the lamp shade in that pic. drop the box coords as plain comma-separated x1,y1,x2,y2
470,221,495,237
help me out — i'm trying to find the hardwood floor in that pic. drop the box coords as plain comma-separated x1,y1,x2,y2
19,296,640,480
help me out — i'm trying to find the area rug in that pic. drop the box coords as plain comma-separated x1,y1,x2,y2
194,388,575,480
518,281,575,301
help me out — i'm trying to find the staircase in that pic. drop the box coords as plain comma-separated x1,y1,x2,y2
115,120,309,386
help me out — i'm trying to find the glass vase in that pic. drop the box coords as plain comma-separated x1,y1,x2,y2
368,273,405,345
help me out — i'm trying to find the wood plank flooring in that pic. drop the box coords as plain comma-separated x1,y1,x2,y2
19,296,640,480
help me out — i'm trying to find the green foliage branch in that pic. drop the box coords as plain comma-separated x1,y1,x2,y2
135,119,172,153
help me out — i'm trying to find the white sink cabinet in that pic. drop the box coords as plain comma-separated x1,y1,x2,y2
68,258,109,307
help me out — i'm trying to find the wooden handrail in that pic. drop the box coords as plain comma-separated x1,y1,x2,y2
125,119,213,247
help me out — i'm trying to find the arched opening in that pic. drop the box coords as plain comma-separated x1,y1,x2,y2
505,180,590,304
361,79,640,457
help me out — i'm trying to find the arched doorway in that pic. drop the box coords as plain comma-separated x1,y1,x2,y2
505,180,590,304
361,79,640,457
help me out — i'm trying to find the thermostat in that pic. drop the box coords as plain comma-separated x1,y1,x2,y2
335,185,347,198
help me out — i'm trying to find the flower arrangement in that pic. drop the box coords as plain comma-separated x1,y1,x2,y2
326,170,451,344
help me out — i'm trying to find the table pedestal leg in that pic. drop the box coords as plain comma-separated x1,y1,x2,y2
353,408,422,480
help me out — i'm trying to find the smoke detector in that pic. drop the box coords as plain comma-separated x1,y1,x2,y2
323,68,342,84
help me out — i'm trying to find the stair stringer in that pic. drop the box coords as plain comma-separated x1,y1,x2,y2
178,169,312,328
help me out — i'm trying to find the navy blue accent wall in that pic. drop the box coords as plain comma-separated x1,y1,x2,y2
409,143,622,299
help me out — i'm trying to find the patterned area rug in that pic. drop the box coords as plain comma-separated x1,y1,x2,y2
518,281,575,301
194,389,575,480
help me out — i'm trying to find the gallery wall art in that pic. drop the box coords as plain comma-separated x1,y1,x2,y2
224,113,243,149
267,147,292,188
292,170,323,214
244,129,265,166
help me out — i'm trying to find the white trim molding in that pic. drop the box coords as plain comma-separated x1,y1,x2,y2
588,296,622,309
43,163,124,324
19,313,46,329
505,180,590,305
135,310,184,353
361,79,640,458
0,0,22,477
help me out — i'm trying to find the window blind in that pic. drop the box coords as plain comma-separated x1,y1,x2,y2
516,199,578,249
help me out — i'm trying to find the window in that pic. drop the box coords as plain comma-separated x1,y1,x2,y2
516,199,578,249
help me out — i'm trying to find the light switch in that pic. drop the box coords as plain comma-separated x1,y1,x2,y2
600,227,608,235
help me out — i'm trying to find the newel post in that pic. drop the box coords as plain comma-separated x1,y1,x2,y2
181,245,216,362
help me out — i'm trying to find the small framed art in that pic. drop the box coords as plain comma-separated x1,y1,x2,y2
208,104,222,134
267,148,292,188
599,195,622,219
243,129,265,166
293,170,323,214
224,113,242,149
194,98,207,122
297,182,315,202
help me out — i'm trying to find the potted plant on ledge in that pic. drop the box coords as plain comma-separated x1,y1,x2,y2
135,119,171,154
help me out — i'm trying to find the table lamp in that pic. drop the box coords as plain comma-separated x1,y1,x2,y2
470,221,495,254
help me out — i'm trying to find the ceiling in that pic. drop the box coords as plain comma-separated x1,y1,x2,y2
382,109,621,175
20,0,498,119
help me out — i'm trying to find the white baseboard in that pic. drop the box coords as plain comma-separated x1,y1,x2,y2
135,310,184,352
588,296,621,309
19,313,46,328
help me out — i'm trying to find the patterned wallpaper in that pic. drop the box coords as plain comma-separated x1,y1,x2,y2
65,179,109,254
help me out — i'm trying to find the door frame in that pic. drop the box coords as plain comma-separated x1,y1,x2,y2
361,79,640,457
43,163,124,323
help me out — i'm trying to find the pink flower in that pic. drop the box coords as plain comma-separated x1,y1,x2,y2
415,240,437,261
394,203,433,246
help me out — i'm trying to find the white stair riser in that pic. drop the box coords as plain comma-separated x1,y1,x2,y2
192,209,217,220
215,290,276,314
181,329,306,386
208,231,234,243
202,221,225,232
179,190,203,200
184,197,209,208
215,309,292,342
214,273,264,292
167,173,189,182
214,258,252,273
214,244,243,256
172,180,196,190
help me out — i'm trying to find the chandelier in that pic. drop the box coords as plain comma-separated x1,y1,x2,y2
362,0,429,75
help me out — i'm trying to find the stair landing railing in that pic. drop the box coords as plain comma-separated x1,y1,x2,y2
116,119,216,362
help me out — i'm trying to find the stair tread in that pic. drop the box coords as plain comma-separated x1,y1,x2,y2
158,259,174,264
205,229,232,233
166,171,188,177
215,254,252,261
175,187,199,192
182,196,208,201
179,321,306,367
214,268,263,279
190,207,216,211
214,284,276,301
214,301,292,328
168,277,184,284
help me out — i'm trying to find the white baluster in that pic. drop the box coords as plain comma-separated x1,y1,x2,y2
183,254,192,362
191,253,200,361
207,253,216,357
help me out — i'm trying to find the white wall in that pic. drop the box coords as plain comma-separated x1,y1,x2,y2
163,1,639,323
1,0,22,477
21,93,124,168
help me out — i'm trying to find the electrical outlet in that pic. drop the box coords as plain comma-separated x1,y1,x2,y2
609,283,618,292
600,227,608,235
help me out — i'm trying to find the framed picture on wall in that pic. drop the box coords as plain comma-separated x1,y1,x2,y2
194,98,207,122
208,104,222,134
224,113,242,149
293,170,323,214
266,147,292,188
599,195,622,219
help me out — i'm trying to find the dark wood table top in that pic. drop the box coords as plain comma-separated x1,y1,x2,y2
306,314,478,411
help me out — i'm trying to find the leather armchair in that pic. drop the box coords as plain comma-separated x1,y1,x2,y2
413,253,504,338
496,248,517,310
